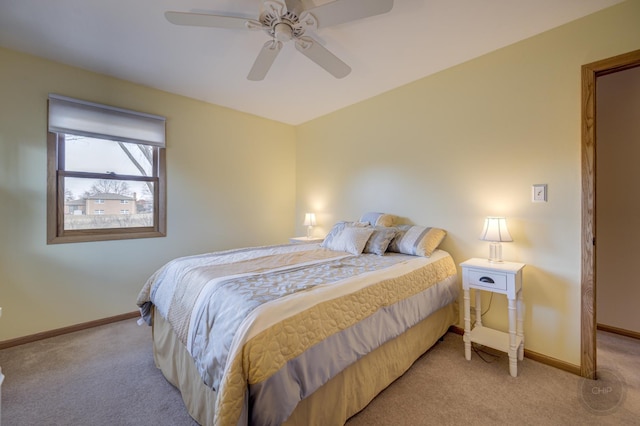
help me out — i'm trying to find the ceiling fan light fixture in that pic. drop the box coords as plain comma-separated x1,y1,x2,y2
274,23,293,42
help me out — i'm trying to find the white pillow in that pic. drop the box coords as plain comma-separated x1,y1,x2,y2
323,226,375,255
322,221,369,248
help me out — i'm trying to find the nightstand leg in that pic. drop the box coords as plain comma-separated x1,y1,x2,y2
474,289,483,327
508,297,517,377
463,288,471,361
517,288,524,361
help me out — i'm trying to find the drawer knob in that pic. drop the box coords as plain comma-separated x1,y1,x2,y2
479,276,495,284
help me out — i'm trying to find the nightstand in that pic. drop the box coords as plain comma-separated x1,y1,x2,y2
289,236,324,244
461,258,526,377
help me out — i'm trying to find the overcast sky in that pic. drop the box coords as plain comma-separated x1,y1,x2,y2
65,135,152,199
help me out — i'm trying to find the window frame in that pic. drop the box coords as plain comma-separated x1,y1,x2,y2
47,132,167,244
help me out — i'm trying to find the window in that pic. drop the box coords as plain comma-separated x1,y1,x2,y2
47,94,166,243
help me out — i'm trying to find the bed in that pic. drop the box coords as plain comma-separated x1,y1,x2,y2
137,221,459,426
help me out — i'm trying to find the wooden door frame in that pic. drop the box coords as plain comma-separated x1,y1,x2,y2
581,49,640,379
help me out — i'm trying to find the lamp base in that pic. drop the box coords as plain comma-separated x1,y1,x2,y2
307,226,313,240
488,242,504,263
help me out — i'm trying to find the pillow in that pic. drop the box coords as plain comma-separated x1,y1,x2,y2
359,212,397,227
322,221,368,248
388,225,446,257
363,226,398,256
322,226,375,255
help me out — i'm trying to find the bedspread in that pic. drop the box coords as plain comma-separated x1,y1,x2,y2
137,244,458,426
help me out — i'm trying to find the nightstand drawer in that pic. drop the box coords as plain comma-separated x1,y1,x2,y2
467,269,507,291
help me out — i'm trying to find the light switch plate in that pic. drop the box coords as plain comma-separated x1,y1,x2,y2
532,184,547,202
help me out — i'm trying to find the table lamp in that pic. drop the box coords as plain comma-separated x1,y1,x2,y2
479,217,513,263
303,213,316,239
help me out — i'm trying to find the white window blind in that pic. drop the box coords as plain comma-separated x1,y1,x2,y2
48,94,166,147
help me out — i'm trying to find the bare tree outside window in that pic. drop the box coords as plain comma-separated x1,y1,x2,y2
84,179,132,197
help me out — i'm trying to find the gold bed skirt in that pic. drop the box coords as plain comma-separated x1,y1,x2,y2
152,302,457,425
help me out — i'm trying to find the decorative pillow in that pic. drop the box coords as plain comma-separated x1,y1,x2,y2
363,226,398,256
359,212,397,227
322,221,368,248
322,226,375,255
388,225,446,257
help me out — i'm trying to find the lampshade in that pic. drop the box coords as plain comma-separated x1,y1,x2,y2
479,217,513,242
303,213,316,227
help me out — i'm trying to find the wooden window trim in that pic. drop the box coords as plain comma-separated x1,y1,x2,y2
47,132,167,244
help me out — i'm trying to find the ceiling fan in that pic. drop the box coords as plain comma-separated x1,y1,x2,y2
165,0,394,81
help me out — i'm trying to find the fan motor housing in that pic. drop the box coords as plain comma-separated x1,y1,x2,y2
261,0,307,40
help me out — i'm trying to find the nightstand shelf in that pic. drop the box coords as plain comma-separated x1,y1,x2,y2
469,326,523,354
461,258,526,377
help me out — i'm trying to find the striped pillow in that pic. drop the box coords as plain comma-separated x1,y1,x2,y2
388,225,446,257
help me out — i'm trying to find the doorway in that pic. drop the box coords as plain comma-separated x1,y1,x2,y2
581,49,640,379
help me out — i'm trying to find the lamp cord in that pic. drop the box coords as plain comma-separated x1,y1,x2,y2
480,292,494,318
471,292,499,363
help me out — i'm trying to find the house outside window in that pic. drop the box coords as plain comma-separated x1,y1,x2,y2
47,94,166,244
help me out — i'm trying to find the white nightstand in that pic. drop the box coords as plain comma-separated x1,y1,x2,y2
461,258,526,377
289,236,324,244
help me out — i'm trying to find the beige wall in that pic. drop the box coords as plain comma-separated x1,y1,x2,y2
295,1,640,366
0,48,296,341
2,1,639,367
596,65,640,333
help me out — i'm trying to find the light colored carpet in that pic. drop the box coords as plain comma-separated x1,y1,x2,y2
0,320,198,426
0,320,638,425
346,329,640,426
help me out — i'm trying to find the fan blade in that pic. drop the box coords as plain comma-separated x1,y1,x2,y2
248,40,283,81
165,11,251,30
295,37,351,79
263,1,288,18
304,0,393,29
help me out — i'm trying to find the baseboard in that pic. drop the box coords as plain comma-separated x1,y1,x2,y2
523,348,581,375
448,325,464,335
0,311,139,350
447,325,581,376
597,323,640,340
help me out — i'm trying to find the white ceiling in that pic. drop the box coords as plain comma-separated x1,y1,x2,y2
0,0,624,125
